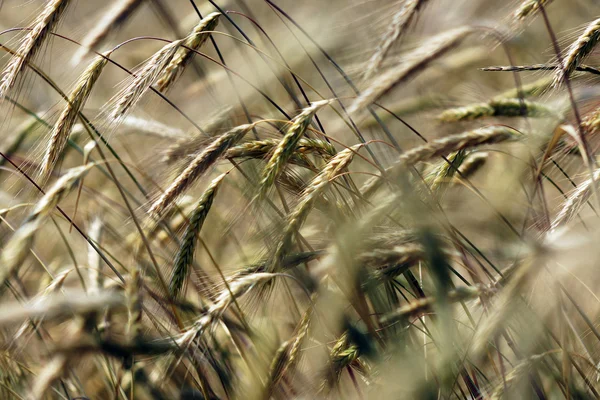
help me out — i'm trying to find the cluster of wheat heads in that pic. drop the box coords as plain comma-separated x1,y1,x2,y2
4,0,600,398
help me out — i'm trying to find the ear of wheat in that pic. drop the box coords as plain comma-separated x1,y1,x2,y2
363,0,430,80
155,12,221,92
40,53,109,183
258,100,332,198
71,0,143,64
555,17,600,86
169,173,226,299
349,27,475,116
0,0,71,99
108,39,183,121
149,122,257,217
361,126,517,197
0,164,93,292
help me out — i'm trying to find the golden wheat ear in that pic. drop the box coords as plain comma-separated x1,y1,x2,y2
0,164,94,294
258,100,333,199
108,39,183,121
0,0,71,100
71,0,143,65
363,0,430,80
349,27,475,116
554,17,600,87
155,12,221,92
39,53,109,184
149,122,258,217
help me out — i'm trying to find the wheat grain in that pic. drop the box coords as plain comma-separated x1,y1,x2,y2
87,217,103,294
555,17,600,86
438,98,553,122
177,273,276,347
267,302,313,392
552,168,600,230
514,0,554,20
0,164,93,290
271,144,362,272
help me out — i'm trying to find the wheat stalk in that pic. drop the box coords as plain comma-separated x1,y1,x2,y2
40,53,108,183
0,0,71,99
156,12,221,92
149,122,257,217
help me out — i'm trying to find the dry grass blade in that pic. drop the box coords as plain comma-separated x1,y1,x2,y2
349,27,475,116
108,39,183,120
555,17,600,86
361,126,517,197
40,54,108,183
0,164,93,291
72,0,143,64
0,0,71,99
156,12,221,92
169,173,226,299
258,100,332,198
149,123,256,216
363,0,430,80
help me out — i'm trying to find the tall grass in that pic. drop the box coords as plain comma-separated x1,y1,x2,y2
1,0,600,399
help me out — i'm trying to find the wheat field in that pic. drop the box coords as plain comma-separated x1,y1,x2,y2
2,0,600,398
